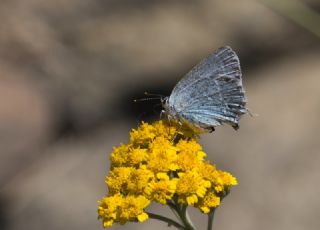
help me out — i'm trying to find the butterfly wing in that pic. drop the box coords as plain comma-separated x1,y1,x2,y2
168,46,247,129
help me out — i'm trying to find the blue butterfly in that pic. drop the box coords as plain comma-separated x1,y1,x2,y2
163,46,248,132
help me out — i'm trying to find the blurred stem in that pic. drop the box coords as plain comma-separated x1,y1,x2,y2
207,209,216,230
147,212,185,230
262,0,320,37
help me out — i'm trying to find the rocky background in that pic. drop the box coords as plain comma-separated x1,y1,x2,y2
0,0,320,230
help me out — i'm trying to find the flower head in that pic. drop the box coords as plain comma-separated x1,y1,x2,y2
199,162,238,194
98,119,237,227
145,173,178,204
147,136,179,172
195,192,221,213
176,170,211,205
106,167,133,194
98,194,150,227
176,139,206,171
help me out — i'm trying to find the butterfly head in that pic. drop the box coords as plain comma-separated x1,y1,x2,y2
162,96,181,122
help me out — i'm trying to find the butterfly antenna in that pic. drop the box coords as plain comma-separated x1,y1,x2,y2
133,97,161,102
144,91,165,98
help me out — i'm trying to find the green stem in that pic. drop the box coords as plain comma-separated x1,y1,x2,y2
168,202,183,225
168,202,195,230
180,205,196,230
207,209,216,230
147,212,185,230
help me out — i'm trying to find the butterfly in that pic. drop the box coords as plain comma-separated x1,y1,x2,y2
163,46,248,132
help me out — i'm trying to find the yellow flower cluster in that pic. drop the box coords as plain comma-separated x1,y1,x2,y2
98,120,237,227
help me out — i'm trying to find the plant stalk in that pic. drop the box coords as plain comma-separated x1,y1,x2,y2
147,212,185,230
207,209,216,230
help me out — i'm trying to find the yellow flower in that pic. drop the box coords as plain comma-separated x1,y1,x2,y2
176,139,206,171
218,171,238,186
176,170,211,205
97,194,123,227
127,167,154,194
118,195,150,224
111,144,148,167
130,122,156,147
147,136,179,173
153,120,177,140
199,162,237,193
110,144,130,167
97,194,150,227
199,162,217,179
145,173,178,204
195,192,221,213
214,171,238,193
106,166,154,195
106,167,133,194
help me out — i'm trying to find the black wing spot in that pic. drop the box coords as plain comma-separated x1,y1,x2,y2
232,124,239,130
209,127,215,133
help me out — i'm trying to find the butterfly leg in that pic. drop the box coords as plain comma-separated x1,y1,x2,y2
171,121,183,143
160,109,166,120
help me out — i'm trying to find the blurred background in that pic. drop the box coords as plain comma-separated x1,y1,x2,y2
0,0,319,229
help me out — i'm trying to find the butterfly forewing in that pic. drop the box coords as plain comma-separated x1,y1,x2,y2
167,46,247,130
